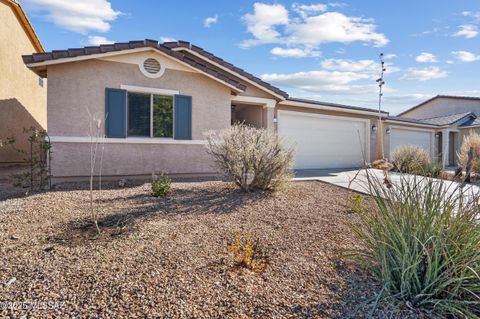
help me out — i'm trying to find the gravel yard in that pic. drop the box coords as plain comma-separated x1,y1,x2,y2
1,181,378,318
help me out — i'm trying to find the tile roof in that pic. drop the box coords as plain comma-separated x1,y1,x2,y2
388,112,479,128
421,112,475,125
164,41,288,98
459,116,480,127
285,97,388,114
23,39,290,95
386,116,439,126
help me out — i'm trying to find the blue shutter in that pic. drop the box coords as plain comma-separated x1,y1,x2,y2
105,88,127,138
174,95,192,140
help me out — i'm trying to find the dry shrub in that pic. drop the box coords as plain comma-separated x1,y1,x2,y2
392,145,431,174
227,232,269,272
458,132,480,173
206,124,295,192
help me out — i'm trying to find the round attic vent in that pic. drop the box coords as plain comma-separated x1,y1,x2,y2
143,58,161,74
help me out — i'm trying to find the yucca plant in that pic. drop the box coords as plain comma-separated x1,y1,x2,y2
352,170,480,317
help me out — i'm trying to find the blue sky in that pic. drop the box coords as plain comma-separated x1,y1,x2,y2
22,0,480,114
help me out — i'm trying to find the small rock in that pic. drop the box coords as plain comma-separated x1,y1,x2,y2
118,179,127,188
9,234,19,240
6,277,16,286
44,245,54,252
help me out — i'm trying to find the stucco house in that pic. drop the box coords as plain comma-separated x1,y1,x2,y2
387,95,480,167
20,39,477,179
0,0,46,164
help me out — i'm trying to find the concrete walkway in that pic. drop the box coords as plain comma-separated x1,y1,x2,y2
294,168,480,198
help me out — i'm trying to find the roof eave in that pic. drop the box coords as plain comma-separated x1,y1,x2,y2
278,99,387,117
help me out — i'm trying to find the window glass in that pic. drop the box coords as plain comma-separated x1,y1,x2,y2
128,93,151,137
153,95,173,138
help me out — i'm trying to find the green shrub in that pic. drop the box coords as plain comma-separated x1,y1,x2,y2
151,173,171,197
392,145,431,174
206,124,295,192
351,172,480,317
458,132,480,174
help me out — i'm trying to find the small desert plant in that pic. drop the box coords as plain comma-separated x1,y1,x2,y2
206,124,295,192
349,193,363,213
351,171,480,317
151,173,171,197
228,232,269,272
458,132,480,174
392,145,431,174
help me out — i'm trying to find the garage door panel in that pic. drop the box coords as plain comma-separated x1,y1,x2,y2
389,128,433,159
278,111,369,169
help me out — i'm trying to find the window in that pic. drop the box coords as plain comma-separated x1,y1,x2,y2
128,92,174,138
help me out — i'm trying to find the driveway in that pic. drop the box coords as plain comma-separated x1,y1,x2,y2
294,168,480,198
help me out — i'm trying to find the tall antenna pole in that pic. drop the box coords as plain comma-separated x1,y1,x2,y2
376,53,386,159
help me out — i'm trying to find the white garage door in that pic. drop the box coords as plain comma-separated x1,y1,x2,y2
389,127,433,159
278,110,369,169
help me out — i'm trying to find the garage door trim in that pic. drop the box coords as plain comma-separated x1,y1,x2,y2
277,110,371,166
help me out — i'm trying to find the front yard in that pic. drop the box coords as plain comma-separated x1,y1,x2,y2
0,181,377,318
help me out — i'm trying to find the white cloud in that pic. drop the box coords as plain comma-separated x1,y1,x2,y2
204,14,218,28
453,25,479,38
241,3,388,50
462,11,480,20
270,47,320,58
261,57,399,95
415,52,437,63
321,58,400,74
241,3,289,47
292,3,327,18
24,0,121,34
452,50,480,62
160,36,177,43
401,67,447,81
261,69,373,93
383,53,397,59
86,35,113,46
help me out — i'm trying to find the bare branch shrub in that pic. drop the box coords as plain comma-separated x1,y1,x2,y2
392,145,430,174
458,132,480,174
86,108,106,234
205,124,295,192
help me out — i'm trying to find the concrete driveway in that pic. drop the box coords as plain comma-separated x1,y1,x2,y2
294,168,480,199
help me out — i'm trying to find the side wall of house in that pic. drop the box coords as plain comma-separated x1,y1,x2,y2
47,59,233,177
401,98,480,119
0,3,46,163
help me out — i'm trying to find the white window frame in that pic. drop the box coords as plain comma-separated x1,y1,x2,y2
122,85,178,139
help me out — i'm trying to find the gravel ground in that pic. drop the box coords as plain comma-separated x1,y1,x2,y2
1,181,379,318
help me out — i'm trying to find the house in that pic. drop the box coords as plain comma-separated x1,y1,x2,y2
388,95,480,167
20,39,466,180
0,0,46,164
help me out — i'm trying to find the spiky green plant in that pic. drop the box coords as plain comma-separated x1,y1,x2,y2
352,171,480,318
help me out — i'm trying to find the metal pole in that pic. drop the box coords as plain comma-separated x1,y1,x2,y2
376,53,386,159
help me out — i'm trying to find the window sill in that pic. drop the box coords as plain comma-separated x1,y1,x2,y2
49,136,207,145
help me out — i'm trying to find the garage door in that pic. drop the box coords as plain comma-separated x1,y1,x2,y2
389,127,433,159
278,110,369,169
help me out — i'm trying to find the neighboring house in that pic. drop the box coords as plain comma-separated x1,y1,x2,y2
387,95,480,167
23,39,397,180
0,0,46,164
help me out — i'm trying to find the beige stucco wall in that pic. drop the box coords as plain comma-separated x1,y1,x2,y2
401,98,480,119
46,58,235,177
47,59,231,140
0,3,46,163
51,142,216,177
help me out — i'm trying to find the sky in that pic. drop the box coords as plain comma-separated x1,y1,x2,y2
21,0,480,115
